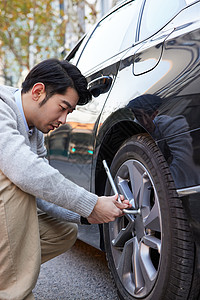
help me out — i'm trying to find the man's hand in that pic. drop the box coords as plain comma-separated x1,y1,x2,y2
87,194,131,224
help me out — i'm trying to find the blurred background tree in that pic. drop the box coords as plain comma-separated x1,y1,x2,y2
0,0,63,84
0,0,122,85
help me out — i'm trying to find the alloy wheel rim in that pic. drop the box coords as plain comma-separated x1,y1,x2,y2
109,159,162,297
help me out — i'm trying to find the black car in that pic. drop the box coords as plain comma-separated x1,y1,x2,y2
45,0,200,299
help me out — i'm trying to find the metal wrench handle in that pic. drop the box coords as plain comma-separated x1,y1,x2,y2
102,160,121,203
103,159,140,215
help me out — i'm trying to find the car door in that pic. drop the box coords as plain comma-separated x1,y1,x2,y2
46,0,142,191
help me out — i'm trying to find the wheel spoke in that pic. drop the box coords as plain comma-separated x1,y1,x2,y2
142,235,161,254
116,236,159,296
144,197,161,232
117,239,135,293
138,175,151,206
112,221,133,248
132,237,145,294
139,243,158,290
126,161,143,205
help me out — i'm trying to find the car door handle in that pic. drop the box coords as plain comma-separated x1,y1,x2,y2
88,76,112,97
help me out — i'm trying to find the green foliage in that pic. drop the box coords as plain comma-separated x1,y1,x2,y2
0,0,116,85
0,0,66,84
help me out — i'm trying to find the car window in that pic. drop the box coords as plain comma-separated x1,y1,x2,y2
138,0,186,42
77,0,141,74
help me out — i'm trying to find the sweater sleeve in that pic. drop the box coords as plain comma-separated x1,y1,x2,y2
0,100,98,218
36,198,81,224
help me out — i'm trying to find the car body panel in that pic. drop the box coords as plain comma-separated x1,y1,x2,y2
45,0,200,258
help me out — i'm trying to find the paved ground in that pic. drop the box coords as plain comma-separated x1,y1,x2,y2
33,239,119,300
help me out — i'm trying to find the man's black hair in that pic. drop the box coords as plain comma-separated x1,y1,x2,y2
21,58,92,105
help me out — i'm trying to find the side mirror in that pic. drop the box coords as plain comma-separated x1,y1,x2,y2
88,76,112,97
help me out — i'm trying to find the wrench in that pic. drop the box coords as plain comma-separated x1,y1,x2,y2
102,160,140,215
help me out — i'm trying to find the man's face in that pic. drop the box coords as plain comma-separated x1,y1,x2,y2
134,109,156,133
32,87,79,133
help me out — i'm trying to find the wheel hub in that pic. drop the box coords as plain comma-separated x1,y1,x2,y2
109,159,162,298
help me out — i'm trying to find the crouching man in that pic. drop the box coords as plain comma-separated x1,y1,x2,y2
0,59,130,300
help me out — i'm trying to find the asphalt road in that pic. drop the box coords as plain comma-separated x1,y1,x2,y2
33,239,119,300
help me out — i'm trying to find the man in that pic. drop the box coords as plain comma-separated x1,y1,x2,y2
0,59,130,300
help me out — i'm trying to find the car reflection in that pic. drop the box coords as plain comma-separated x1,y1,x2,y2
69,129,93,161
127,94,200,188
47,122,93,163
47,123,71,159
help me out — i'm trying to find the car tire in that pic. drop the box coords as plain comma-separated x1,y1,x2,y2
103,133,198,300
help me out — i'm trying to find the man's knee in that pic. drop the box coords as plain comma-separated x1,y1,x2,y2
40,215,78,263
65,222,78,247
51,222,78,257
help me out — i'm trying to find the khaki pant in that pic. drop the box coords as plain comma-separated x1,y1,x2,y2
0,171,78,300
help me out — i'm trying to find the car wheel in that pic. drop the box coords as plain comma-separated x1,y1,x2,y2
103,133,197,300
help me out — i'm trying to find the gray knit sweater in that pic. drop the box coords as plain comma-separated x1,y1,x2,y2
0,85,98,218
